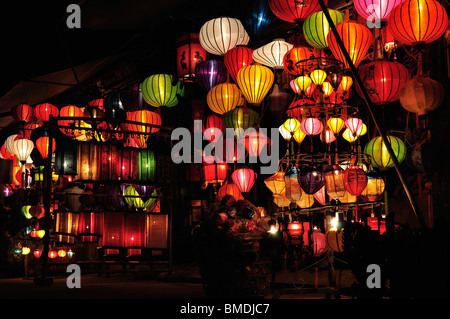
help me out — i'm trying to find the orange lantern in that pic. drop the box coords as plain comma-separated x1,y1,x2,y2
283,45,321,76
35,103,59,122
58,105,84,138
36,136,56,159
206,83,244,115
217,182,244,202
12,103,35,122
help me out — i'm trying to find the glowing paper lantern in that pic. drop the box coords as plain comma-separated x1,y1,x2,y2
269,0,327,23
141,74,178,107
358,60,411,105
12,103,35,122
236,64,275,105
339,75,353,93
137,150,156,183
195,60,228,92
252,38,294,69
360,169,386,201
206,83,244,115
217,182,244,202
344,165,368,196
303,9,345,49
33,249,42,259
301,117,323,135
264,171,286,195
342,128,358,142
297,194,315,208
202,156,228,186
224,45,254,83
324,165,346,200
320,128,336,143
293,128,307,144
203,114,224,143
223,106,260,140
309,69,327,86
298,164,325,195
232,167,257,194
387,0,449,46
175,33,207,80
345,117,363,135
36,136,56,159
10,139,34,163
284,166,303,202
327,18,374,69
281,118,301,134
364,136,407,169
354,0,406,23
327,117,345,135
294,75,312,93
239,130,270,157
283,45,321,76
313,185,327,205
35,103,59,122
199,17,250,56
58,105,84,138
127,110,162,134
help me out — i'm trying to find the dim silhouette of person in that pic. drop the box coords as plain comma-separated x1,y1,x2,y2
180,51,187,70
194,51,204,67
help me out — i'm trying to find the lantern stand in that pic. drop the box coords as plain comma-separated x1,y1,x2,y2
317,0,426,229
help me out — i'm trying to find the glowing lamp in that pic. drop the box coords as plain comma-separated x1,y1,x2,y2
199,17,250,56
312,228,327,256
303,9,345,49
287,221,303,244
252,38,294,69
232,167,257,194
58,105,84,137
279,124,292,141
264,171,286,195
217,182,244,202
320,128,336,143
175,33,207,80
339,75,353,93
344,165,368,196
36,136,56,159
223,106,260,141
239,130,270,157
127,110,161,135
342,129,358,142
35,103,59,122
283,45,321,76
137,150,156,183
141,74,178,107
298,164,325,195
202,156,228,186
364,135,407,169
58,249,67,258
284,166,303,202
203,114,224,143
297,194,315,208
236,64,275,105
313,185,327,205
327,117,345,134
282,118,301,134
324,165,346,200
269,0,327,23
33,249,42,259
361,169,386,201
48,250,58,259
21,247,30,255
224,45,254,83
345,117,363,135
195,60,228,92
294,75,312,93
124,213,146,250
12,103,35,122
37,230,45,238
207,83,243,115
301,117,323,135
78,212,103,242
11,138,34,164
310,69,327,86
293,128,307,144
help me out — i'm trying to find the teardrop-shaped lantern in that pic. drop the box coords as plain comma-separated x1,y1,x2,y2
345,117,363,135
238,130,270,157
327,18,374,69
297,194,315,208
282,118,301,134
236,64,275,106
303,9,345,50
320,128,336,143
309,69,328,86
224,45,254,83
313,185,327,205
295,75,313,93
364,135,407,169
207,83,244,115
387,0,449,46
223,106,260,140
344,165,368,196
298,164,325,195
252,38,294,69
195,60,228,92
339,75,353,93
12,104,35,123
199,17,250,56
269,0,328,23
11,138,34,163
35,103,59,122
141,74,178,107
342,128,358,142
36,136,56,159
293,128,307,144
232,167,257,194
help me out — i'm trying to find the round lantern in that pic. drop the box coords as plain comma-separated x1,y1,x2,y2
203,114,225,143
141,74,178,107
303,9,345,50
327,17,374,69
12,103,35,122
35,103,59,122
217,182,244,202
199,17,250,56
294,75,312,93
354,0,406,23
344,117,363,135
224,45,254,83
387,0,449,46
236,64,275,105
284,166,303,202
360,169,386,201
364,135,407,169
223,106,260,140
298,164,325,195
357,60,411,105
232,167,257,194
399,73,445,115
239,130,270,157
36,136,56,159
327,117,345,134
269,0,327,23
252,38,294,69
58,105,84,137
202,156,228,186
344,165,368,196
206,83,244,115
127,109,162,134
48,250,58,259
264,171,286,195
281,118,301,134
10,138,34,163
310,69,328,86
195,60,228,92
33,249,42,259
283,45,321,76
324,164,346,200
339,75,353,93
300,117,323,135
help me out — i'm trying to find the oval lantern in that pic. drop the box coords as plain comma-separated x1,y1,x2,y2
303,9,345,50
232,167,257,195
224,45,254,83
387,0,449,46
141,74,178,107
344,165,368,196
364,135,407,169
295,75,313,93
301,117,323,135
283,45,321,76
354,0,406,23
324,164,346,200
36,136,56,159
127,110,162,134
203,114,225,143
199,17,250,56
195,60,228,92
269,0,327,23
58,105,84,138
284,166,303,202
223,106,260,140
35,103,59,122
10,138,34,163
327,17,374,69
360,169,386,201
293,128,307,144
236,64,275,106
252,38,294,69
217,182,244,202
298,164,325,195
12,103,35,122
207,83,244,115
358,60,411,105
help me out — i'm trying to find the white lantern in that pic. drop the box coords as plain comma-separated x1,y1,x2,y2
252,38,294,69
199,17,250,56
5,134,20,154
10,139,34,163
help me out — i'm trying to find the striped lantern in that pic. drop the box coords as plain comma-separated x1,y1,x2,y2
141,74,178,107
344,165,368,196
223,106,260,141
232,167,257,194
36,136,56,159
324,164,346,200
206,83,244,115
199,17,250,56
252,38,294,69
301,117,323,135
224,45,254,83
10,138,34,163
264,170,285,195
12,103,35,122
303,9,345,50
217,182,244,202
269,0,327,23
137,150,156,183
236,64,275,105
58,105,84,138
195,60,228,92
364,135,407,169
283,45,321,76
35,103,59,122
203,114,225,143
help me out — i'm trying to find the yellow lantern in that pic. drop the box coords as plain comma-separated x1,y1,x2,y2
21,247,31,255
310,69,327,86
339,75,353,92
295,75,312,93
327,117,345,134
356,123,367,136
281,118,301,134
322,81,334,97
279,125,292,141
296,194,315,208
342,128,358,142
236,64,274,106
206,83,244,115
264,171,285,195
58,249,67,257
285,166,303,202
293,128,307,144
273,193,292,208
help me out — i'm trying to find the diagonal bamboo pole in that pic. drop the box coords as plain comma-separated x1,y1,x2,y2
316,0,426,229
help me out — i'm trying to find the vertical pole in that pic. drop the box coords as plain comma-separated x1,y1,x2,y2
316,1,426,229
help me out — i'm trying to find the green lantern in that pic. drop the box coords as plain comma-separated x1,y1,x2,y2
303,9,344,50
124,185,137,207
223,106,260,140
137,150,156,182
32,166,45,182
141,74,179,107
364,136,407,169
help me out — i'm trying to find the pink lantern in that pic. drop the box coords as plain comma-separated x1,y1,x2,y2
231,167,257,195
320,128,336,143
300,117,323,135
311,228,327,256
345,117,363,135
313,185,327,205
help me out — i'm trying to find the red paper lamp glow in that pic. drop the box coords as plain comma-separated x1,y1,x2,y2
217,182,244,202
202,156,228,186
232,167,257,194
344,165,368,196
35,103,59,122
127,110,161,134
33,249,42,259
12,103,35,122
269,0,328,23
239,130,270,157
283,45,320,76
224,45,254,83
203,114,224,143
345,117,363,135
387,0,449,46
36,136,56,159
301,117,323,135
176,33,207,80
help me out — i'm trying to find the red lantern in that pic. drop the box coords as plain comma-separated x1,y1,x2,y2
287,98,315,120
12,103,35,122
327,17,374,69
283,45,321,76
215,136,244,163
23,123,41,139
127,110,161,134
301,117,323,135
48,250,58,259
33,249,42,259
217,182,244,202
0,144,15,160
311,228,327,256
101,212,124,247
224,45,254,83
238,130,270,157
203,114,224,143
202,155,228,186
269,0,327,23
387,0,449,46
124,213,146,255
287,221,303,245
36,136,56,159
358,60,411,105
58,105,84,137
231,167,257,194
35,103,59,122
344,165,368,196
176,33,207,81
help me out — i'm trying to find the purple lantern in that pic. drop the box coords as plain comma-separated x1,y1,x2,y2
298,164,325,195
195,60,228,91
132,184,156,202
